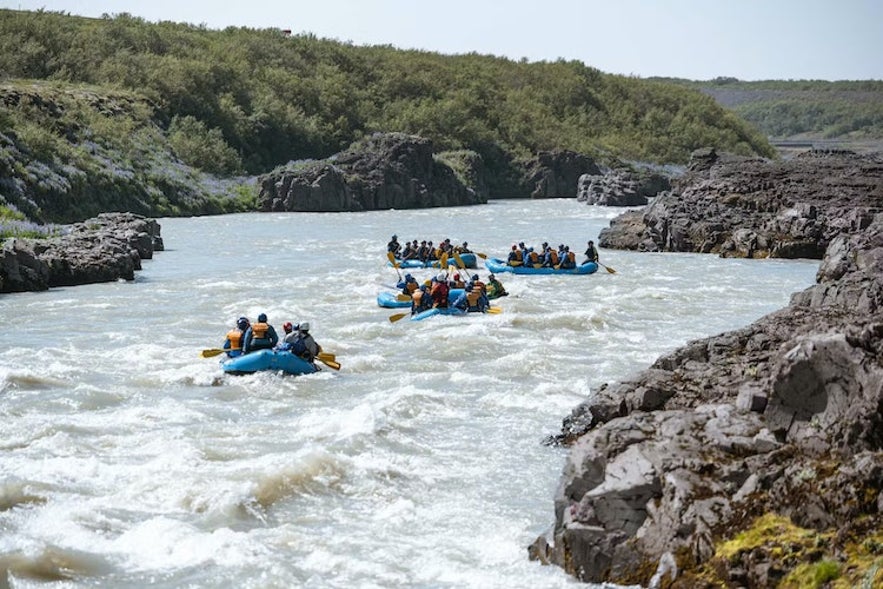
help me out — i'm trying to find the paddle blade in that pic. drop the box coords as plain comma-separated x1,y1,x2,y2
386,251,400,268
317,352,336,362
452,251,466,269
486,307,502,314
389,312,409,323
604,264,617,274
439,252,448,271
317,357,341,371
396,293,412,301
475,251,488,259
200,348,226,358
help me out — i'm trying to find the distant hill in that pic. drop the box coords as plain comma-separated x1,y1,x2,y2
654,77,883,152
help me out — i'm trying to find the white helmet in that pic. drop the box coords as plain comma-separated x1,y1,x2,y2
299,322,310,331
437,273,446,282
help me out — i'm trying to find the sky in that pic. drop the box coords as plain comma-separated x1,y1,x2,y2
3,0,882,81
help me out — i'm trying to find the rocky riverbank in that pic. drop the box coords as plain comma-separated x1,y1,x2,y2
0,212,163,293
531,149,883,587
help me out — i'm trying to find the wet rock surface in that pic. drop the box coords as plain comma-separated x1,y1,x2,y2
534,150,883,586
1,212,163,293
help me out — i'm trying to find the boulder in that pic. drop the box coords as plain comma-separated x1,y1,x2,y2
257,133,487,212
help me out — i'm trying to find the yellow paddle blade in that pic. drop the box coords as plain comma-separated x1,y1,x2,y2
603,264,617,274
389,312,409,323
386,251,400,268
439,252,448,270
317,356,341,371
396,293,412,301
317,352,336,362
475,251,488,259
486,307,502,314
452,251,466,269
200,348,226,358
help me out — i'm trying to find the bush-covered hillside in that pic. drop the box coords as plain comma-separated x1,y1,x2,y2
0,82,254,226
657,77,883,141
0,10,774,171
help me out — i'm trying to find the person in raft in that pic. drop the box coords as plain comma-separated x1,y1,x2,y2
242,313,279,353
222,316,250,357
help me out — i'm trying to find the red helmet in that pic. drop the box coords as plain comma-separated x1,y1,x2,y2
283,321,293,333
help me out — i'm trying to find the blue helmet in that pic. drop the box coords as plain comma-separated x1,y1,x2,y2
257,313,267,322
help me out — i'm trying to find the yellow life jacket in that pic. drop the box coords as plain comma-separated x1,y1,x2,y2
226,329,243,351
251,322,269,339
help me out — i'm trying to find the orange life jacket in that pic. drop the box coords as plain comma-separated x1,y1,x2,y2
226,329,243,351
528,251,540,265
513,250,523,262
251,322,270,339
549,251,559,265
567,252,576,264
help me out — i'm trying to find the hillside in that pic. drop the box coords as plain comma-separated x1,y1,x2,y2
655,78,883,150
0,9,777,227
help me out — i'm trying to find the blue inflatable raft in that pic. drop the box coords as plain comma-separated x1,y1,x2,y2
484,257,598,275
377,287,507,308
388,253,477,269
221,349,319,376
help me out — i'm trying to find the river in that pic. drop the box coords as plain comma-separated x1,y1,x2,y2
0,200,819,588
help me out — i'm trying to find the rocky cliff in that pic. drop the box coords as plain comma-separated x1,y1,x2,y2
0,212,163,293
532,150,883,587
598,148,883,258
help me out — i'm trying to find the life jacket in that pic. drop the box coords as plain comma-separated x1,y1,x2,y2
512,250,523,262
226,329,243,351
251,322,270,339
431,282,449,308
567,251,576,264
549,251,559,265
451,278,465,289
412,289,425,311
528,251,540,266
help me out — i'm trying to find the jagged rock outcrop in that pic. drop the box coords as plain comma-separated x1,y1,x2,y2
0,212,163,293
520,150,600,198
576,168,671,206
532,158,883,586
257,133,487,212
598,148,883,258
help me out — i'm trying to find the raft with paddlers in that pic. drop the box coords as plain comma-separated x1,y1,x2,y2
484,257,599,275
388,252,478,269
377,286,507,308
219,348,320,375
200,347,340,373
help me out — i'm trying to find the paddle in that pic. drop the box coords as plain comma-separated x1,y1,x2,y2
316,355,341,370
599,262,617,274
389,312,409,323
486,307,502,314
438,252,448,272
474,251,488,259
387,251,403,281
396,293,412,301
200,348,227,358
452,250,466,270
317,352,336,362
